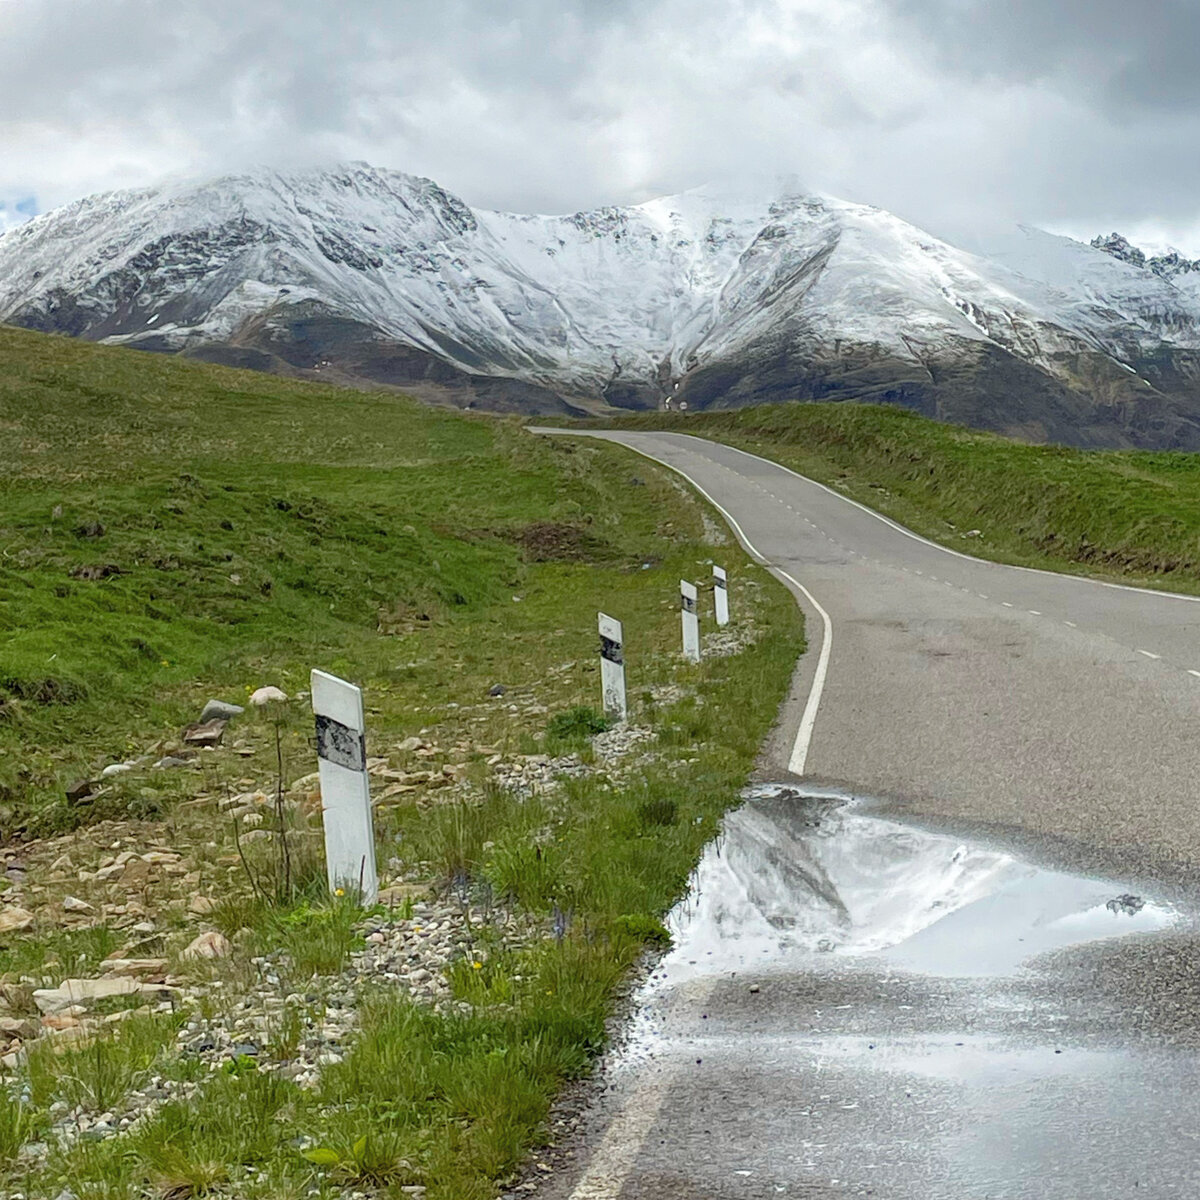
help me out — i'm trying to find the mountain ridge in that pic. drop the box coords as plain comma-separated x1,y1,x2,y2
4,163,1200,447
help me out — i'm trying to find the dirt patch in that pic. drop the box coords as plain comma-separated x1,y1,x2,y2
466,521,615,564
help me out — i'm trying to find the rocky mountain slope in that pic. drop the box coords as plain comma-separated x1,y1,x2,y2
4,163,1200,447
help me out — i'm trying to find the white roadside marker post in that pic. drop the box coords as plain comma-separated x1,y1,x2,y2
310,669,379,904
598,612,628,723
713,565,730,627
681,580,701,663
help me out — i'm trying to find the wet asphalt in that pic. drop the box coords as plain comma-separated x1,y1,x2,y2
526,429,1200,1200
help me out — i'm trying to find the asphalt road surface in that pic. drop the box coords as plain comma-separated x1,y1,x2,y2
527,428,1200,1200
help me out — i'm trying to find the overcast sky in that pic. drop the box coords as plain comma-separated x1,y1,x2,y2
3,0,1199,250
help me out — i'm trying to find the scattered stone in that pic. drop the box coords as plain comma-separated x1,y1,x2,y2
62,896,94,915
100,959,168,980
249,686,288,706
188,896,218,916
378,883,426,906
182,932,232,961
33,978,163,1015
0,907,35,935
65,779,98,804
41,1013,83,1032
397,736,424,753
100,762,135,778
182,719,226,746
153,755,191,770
488,684,507,697
199,699,245,723
1107,894,1145,916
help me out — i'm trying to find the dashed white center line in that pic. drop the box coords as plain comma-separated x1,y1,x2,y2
1064,621,1077,628
1137,649,1161,660
1189,670,1200,679
1002,602,1014,608
1028,610,1041,616
978,593,988,599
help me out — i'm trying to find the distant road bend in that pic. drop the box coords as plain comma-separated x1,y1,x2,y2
528,427,1200,1200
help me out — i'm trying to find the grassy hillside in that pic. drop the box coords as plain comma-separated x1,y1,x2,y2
604,402,1200,591
0,326,803,1198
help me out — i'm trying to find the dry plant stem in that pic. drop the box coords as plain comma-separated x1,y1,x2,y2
274,719,292,903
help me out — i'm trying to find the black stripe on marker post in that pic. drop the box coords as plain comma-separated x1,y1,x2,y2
600,635,624,665
315,713,366,773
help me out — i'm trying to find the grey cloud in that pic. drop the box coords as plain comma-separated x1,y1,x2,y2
885,0,1200,112
2,0,1200,251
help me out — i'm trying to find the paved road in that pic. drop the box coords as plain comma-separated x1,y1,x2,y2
526,428,1200,1200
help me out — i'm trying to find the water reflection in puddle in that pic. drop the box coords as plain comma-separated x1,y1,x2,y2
603,789,1191,1197
665,784,1173,982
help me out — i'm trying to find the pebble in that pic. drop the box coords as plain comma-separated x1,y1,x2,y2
199,699,245,723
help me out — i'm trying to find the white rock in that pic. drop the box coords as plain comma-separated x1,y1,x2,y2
34,978,142,1014
61,896,94,914
248,686,288,706
182,931,232,960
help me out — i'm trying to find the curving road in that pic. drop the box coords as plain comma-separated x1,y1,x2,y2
527,428,1200,1200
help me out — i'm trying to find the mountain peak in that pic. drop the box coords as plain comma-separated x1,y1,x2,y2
1091,230,1200,280
4,163,1200,448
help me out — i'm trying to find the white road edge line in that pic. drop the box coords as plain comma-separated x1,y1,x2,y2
534,437,833,1200
1138,649,1162,659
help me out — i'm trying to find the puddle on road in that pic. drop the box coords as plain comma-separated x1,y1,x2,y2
664,784,1173,982
608,788,1189,1197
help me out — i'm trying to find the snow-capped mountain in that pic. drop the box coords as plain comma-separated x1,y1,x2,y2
4,162,1200,447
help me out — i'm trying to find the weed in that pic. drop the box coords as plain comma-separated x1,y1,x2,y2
636,795,679,828
272,895,363,978
26,1012,178,1112
484,839,564,910
301,1130,420,1187
0,1084,43,1166
544,705,609,754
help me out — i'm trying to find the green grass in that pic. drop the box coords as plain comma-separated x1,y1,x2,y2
0,325,804,1198
26,1012,180,1112
599,401,1200,592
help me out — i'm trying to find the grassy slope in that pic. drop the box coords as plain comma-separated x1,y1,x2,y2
602,402,1200,592
0,326,803,1198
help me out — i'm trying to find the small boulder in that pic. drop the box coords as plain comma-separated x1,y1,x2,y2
0,908,35,935
182,931,232,961
182,719,226,747
100,762,134,778
65,779,98,804
62,896,94,915
397,736,424,753
199,699,244,723
187,896,217,916
33,978,141,1015
487,684,507,697
248,686,288,706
